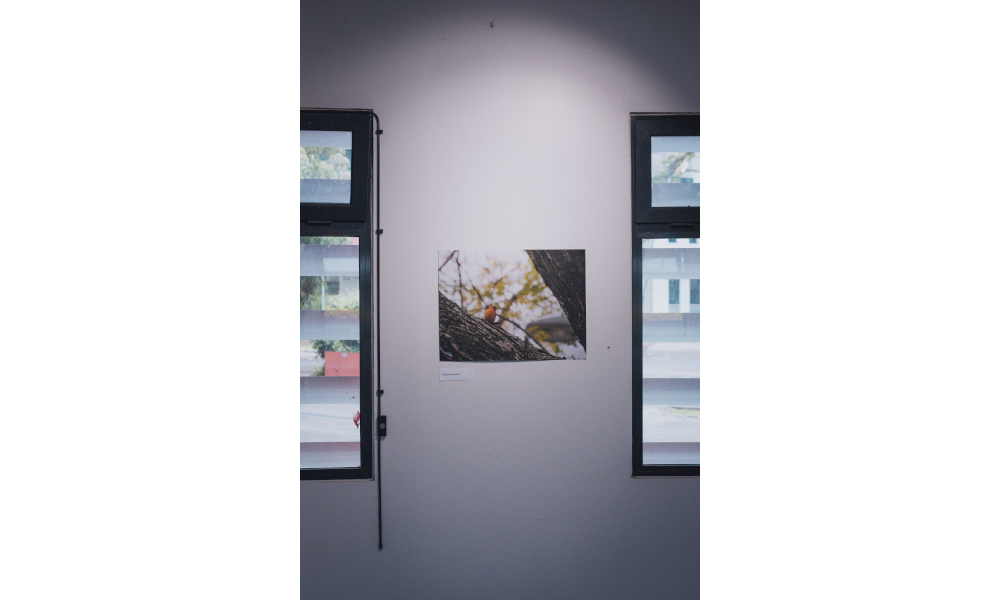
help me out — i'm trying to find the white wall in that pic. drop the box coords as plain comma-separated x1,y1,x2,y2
301,1,700,597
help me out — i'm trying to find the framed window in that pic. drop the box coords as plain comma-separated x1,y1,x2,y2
632,113,700,477
301,110,374,480
632,114,700,225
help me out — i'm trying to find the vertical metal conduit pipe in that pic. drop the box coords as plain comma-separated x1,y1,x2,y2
373,112,384,550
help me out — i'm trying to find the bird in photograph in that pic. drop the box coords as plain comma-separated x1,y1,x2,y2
484,304,498,324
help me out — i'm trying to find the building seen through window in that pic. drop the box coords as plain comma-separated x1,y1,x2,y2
640,238,699,465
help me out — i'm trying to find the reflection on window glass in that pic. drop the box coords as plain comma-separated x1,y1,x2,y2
300,131,352,204
301,236,360,468
642,237,699,465
651,136,699,208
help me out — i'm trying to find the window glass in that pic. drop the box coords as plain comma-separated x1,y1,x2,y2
651,136,699,207
300,131,352,204
300,236,360,468
642,237,699,465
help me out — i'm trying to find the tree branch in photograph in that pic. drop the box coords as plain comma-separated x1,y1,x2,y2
456,253,464,308
439,292,561,361
495,314,548,351
526,250,587,351
438,250,457,272
459,274,548,351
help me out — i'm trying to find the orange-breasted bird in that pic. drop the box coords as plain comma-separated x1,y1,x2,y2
484,304,498,324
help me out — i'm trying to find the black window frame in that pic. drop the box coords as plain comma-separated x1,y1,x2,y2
301,109,375,481
632,113,700,477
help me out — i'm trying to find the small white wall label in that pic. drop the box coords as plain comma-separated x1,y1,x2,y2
440,368,474,381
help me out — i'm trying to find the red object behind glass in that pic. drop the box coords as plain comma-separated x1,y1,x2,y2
324,351,360,376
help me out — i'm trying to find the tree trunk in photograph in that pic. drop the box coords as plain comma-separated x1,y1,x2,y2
439,292,562,361
526,250,586,351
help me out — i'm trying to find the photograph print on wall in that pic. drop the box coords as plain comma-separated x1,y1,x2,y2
438,250,586,361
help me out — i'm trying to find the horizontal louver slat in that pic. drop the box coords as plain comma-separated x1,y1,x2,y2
300,310,359,340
